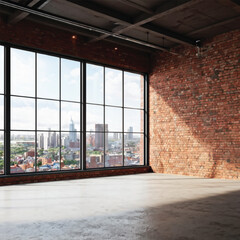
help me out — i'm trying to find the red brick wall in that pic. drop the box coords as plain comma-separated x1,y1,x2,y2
149,29,240,179
0,16,149,73
0,167,150,186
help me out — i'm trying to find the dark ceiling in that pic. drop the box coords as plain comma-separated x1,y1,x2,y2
0,0,239,53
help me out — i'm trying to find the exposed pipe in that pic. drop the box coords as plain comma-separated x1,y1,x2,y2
0,0,172,52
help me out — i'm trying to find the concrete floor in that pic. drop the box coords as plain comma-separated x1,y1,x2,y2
0,173,240,240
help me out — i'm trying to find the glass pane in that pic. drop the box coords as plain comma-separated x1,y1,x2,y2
11,97,35,130
105,132,123,167
61,102,80,131
10,131,35,174
11,48,35,97
37,53,59,99
124,72,144,109
0,95,3,129
37,131,60,172
105,106,122,132
61,132,80,170
37,99,59,131
86,64,103,104
124,109,143,133
86,132,104,169
124,133,144,166
0,46,4,94
0,131,4,174
61,59,80,102
86,104,103,131
105,68,122,106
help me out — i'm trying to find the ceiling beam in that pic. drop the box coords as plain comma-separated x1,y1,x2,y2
8,0,50,24
105,0,202,40
117,0,154,14
67,0,132,25
188,15,240,36
217,0,240,12
67,0,197,46
0,0,171,52
133,0,201,26
27,16,156,54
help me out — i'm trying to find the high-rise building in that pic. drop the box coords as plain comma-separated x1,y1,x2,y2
62,136,69,148
48,128,51,148
128,126,133,140
95,124,108,150
44,133,48,150
69,119,77,142
50,131,57,148
38,133,44,149
113,132,119,140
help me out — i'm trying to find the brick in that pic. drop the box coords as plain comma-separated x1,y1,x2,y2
149,29,240,180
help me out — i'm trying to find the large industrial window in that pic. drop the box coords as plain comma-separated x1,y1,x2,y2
86,64,144,168
0,44,147,175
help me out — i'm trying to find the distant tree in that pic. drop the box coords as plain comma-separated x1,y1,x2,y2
0,159,3,169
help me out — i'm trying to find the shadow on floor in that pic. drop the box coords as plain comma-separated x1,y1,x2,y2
1,188,240,240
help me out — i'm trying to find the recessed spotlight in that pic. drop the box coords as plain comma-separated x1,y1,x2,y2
72,35,77,39
114,47,118,50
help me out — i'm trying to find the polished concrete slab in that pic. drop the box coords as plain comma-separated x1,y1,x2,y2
0,173,240,240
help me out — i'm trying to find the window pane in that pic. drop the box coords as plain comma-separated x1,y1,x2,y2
105,106,122,132
0,46,4,94
61,59,80,102
11,97,35,130
86,64,103,104
10,131,35,174
86,104,103,131
37,131,60,172
105,68,122,106
124,72,144,109
105,132,123,167
0,95,3,129
86,132,104,169
0,131,4,174
61,102,80,131
37,99,59,131
37,54,59,99
11,48,35,97
124,109,143,133
124,133,144,166
61,132,80,170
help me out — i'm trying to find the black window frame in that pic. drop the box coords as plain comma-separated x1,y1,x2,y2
0,43,148,176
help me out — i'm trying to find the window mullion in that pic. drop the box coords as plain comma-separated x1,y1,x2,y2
82,61,86,170
4,46,10,175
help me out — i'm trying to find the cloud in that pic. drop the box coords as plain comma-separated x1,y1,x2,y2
11,48,35,96
86,104,103,131
124,72,143,108
105,68,122,106
87,65,103,104
37,100,59,130
70,67,80,78
11,97,35,130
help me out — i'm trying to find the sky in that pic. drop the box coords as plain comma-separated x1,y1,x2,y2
1,46,144,133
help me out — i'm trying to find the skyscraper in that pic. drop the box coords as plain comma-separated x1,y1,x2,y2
50,131,57,148
38,133,44,149
69,118,77,142
128,126,133,140
95,124,108,150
